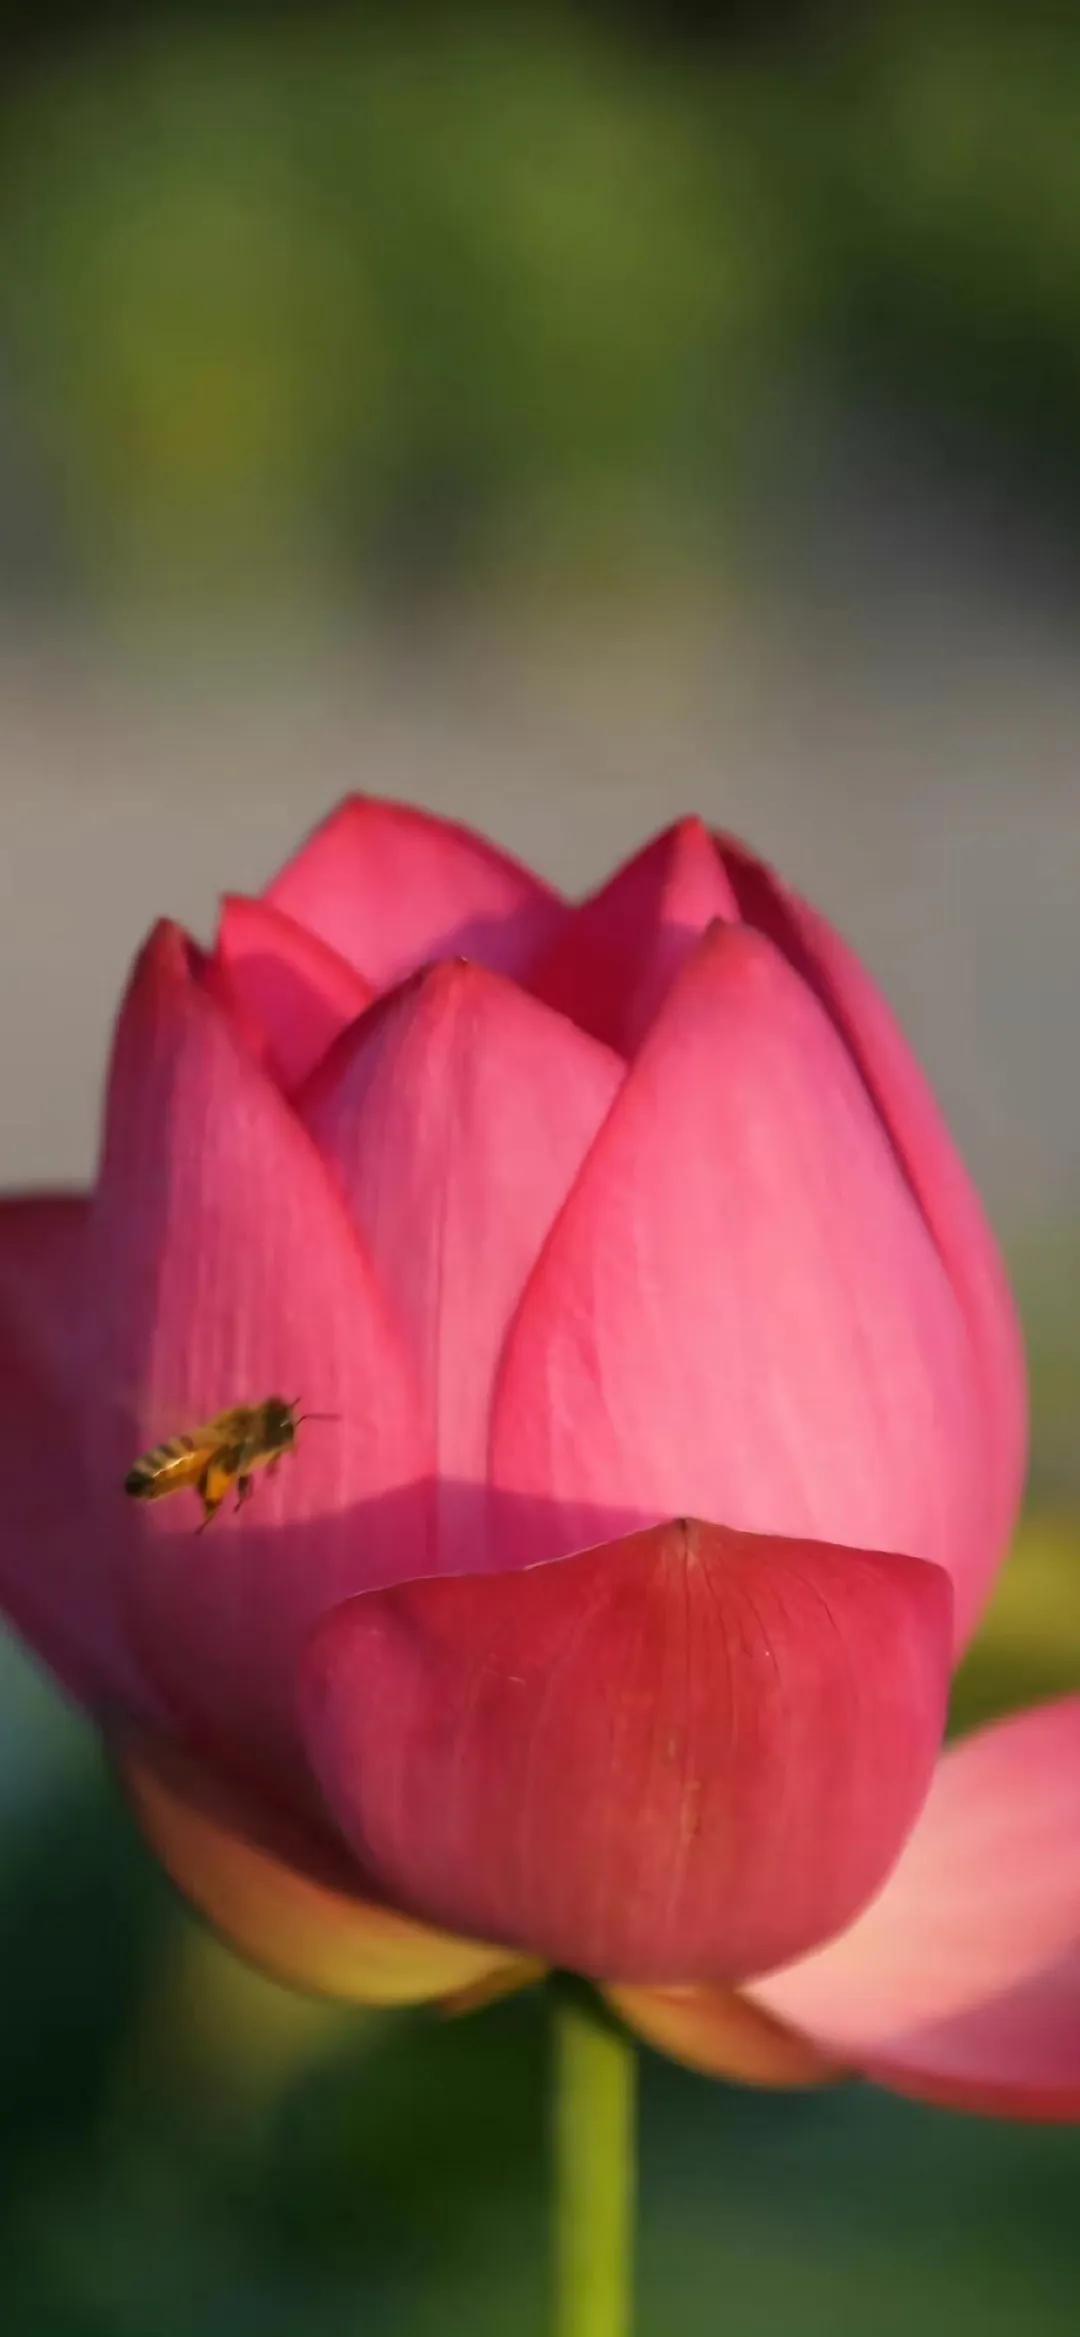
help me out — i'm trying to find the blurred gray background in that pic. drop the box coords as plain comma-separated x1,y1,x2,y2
2,524,1077,1237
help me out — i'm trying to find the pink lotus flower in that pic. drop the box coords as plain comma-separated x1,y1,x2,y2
2,797,1070,2115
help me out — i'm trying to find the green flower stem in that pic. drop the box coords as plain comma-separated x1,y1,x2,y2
552,1986,638,2337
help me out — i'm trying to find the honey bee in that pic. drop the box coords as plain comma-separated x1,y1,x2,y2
124,1396,334,1529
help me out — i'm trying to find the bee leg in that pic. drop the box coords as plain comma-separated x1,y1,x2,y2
196,1488,224,1534
196,1449,240,1533
234,1473,255,1514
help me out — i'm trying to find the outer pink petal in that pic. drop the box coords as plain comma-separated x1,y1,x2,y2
492,923,990,1643
208,895,374,1092
861,1956,1080,2119
720,835,1027,1583
749,1700,1080,2114
529,818,740,1053
84,922,431,1794
0,1196,163,1722
302,961,622,1549
301,1517,952,1985
267,795,565,990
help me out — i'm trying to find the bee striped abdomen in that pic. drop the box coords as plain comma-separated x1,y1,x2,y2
124,1434,200,1500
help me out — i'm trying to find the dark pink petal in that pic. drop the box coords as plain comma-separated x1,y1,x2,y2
492,923,990,1643
529,818,740,1054
85,922,430,1793
209,895,374,1092
719,835,1027,1581
0,1191,88,1363
301,1517,952,1985
0,1196,163,1722
267,796,565,990
750,1699,1080,2114
303,962,621,1554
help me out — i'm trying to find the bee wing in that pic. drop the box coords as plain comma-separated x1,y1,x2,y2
108,1386,248,1446
112,1386,248,1501
204,1406,256,1443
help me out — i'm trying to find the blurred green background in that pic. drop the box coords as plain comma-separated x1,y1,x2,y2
2,2,1080,2331
9,0,1080,617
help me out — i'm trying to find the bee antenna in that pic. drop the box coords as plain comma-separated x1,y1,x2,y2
289,1398,340,1425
